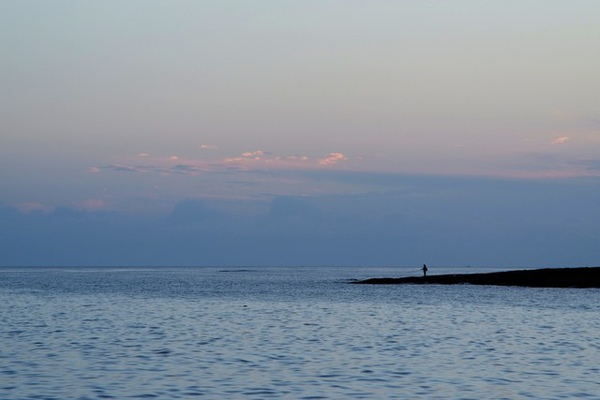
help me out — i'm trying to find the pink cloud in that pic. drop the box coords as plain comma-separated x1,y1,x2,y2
199,144,219,150
92,148,351,181
79,199,106,210
224,151,313,168
223,151,268,163
241,150,266,159
285,155,309,161
223,157,246,164
318,153,348,166
550,136,570,145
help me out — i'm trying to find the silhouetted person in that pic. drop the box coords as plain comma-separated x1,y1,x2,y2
422,264,428,277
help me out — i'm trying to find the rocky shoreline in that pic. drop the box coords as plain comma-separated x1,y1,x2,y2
353,267,600,288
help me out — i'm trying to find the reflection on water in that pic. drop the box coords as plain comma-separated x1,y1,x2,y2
1,267,599,399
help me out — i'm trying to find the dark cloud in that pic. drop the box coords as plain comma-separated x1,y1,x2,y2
0,201,21,219
170,164,203,175
266,196,320,221
1,174,599,267
577,159,600,171
168,199,220,225
94,163,204,176
98,165,145,173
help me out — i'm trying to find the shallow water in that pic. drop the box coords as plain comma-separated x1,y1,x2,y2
1,266,599,399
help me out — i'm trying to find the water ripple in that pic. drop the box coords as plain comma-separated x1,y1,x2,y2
1,267,600,399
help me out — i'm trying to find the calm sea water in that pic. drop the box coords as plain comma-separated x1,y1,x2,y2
1,266,599,399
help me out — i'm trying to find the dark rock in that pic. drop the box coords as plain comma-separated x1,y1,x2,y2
353,267,600,288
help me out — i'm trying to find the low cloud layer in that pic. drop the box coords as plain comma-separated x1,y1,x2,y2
2,174,599,267
90,150,352,183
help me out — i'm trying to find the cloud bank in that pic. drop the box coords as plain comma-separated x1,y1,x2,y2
2,174,599,267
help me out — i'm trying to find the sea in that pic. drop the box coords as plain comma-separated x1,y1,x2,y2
1,266,598,399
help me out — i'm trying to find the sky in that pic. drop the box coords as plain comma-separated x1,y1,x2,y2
1,1,599,267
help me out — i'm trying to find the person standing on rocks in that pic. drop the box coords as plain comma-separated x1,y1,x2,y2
422,264,428,277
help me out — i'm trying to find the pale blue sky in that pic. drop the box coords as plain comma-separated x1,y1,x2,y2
1,1,599,266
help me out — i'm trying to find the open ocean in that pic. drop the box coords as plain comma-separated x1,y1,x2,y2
1,266,599,399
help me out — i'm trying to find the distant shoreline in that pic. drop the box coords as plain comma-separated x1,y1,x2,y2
352,267,600,288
